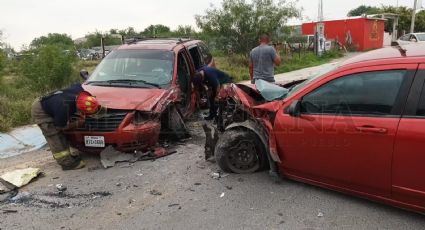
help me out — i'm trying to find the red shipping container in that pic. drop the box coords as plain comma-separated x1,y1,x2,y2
302,17,385,51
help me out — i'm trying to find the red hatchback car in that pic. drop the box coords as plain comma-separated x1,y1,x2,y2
67,39,214,153
212,44,425,213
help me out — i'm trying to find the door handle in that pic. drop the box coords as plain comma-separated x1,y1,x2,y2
355,126,388,134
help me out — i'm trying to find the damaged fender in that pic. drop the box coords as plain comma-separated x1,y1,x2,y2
225,119,280,174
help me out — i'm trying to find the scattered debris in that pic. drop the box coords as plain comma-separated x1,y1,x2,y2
221,173,229,178
0,168,41,188
55,184,67,192
150,190,162,196
9,191,32,203
6,191,112,209
116,183,122,187
1,209,18,214
317,211,324,217
87,166,102,172
211,172,221,179
100,146,135,168
0,181,12,194
202,123,219,160
154,147,167,158
100,146,178,168
220,192,225,198
194,182,202,186
168,203,179,207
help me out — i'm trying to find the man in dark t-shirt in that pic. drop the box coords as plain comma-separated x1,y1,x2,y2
193,66,232,120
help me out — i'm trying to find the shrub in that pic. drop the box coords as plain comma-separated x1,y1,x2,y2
20,45,76,93
0,49,5,75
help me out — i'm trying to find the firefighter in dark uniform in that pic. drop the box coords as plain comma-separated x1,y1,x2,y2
31,83,100,170
193,66,232,120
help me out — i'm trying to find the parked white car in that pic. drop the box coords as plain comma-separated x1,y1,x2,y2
397,33,425,45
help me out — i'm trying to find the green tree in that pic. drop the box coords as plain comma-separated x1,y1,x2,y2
82,31,122,48
347,5,425,33
30,33,75,50
347,5,381,16
195,0,300,54
21,45,76,92
173,25,197,37
380,5,425,33
143,24,171,37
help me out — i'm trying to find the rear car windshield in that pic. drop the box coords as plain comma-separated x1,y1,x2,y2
88,50,174,88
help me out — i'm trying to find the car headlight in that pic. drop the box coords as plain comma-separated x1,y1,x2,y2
132,111,158,125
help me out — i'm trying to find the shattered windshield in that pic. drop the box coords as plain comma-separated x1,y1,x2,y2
286,63,340,97
87,50,174,88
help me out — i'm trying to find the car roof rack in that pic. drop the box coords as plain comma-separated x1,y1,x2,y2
124,37,192,45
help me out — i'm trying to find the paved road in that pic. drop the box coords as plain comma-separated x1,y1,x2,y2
1,119,425,230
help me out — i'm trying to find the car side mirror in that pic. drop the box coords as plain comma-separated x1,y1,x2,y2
80,69,89,80
286,100,301,117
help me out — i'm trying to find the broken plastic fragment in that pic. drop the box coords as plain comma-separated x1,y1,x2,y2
0,168,41,188
211,172,221,179
100,146,136,168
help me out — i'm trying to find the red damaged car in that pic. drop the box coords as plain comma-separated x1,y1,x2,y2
68,38,214,152
212,44,425,213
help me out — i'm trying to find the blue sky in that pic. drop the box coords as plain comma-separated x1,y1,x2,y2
0,0,419,49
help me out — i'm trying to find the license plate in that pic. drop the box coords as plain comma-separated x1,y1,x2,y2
84,136,105,147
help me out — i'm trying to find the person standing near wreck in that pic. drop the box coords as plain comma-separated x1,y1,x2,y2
31,83,100,170
249,33,282,83
193,66,232,120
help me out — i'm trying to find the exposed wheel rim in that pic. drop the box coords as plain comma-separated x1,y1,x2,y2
227,140,260,173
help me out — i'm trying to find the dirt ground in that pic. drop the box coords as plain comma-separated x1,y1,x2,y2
1,117,425,230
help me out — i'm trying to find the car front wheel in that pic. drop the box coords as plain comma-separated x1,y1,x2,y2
215,129,268,174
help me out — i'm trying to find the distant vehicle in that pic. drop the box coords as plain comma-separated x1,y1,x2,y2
211,44,425,213
397,33,425,45
67,38,215,153
78,49,100,60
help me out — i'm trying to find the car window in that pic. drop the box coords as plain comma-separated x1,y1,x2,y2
198,43,213,65
416,34,425,41
416,80,425,116
400,34,410,41
188,47,203,70
177,52,191,85
301,70,407,116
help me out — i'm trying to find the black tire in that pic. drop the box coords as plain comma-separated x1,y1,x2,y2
215,128,268,174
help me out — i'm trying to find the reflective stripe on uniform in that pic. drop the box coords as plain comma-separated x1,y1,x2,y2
53,150,71,160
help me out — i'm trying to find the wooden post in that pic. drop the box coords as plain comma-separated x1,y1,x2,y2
101,36,105,58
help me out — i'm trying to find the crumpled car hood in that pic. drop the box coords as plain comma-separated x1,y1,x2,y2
83,85,170,111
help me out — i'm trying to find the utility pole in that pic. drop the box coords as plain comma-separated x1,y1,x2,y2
318,0,324,22
411,0,418,33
